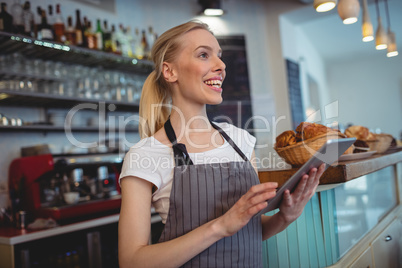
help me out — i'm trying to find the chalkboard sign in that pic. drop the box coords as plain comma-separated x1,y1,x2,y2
207,36,254,134
286,59,305,130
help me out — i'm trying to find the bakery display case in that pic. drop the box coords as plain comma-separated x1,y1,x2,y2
259,150,402,268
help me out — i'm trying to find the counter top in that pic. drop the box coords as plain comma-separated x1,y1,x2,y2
258,150,402,187
0,212,162,245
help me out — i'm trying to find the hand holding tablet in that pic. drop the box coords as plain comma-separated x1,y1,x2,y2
256,137,356,216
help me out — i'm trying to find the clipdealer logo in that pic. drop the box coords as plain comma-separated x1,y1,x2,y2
63,100,341,167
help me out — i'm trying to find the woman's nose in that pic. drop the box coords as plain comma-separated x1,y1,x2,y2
214,57,226,73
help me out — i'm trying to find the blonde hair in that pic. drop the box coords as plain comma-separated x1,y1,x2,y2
139,20,213,138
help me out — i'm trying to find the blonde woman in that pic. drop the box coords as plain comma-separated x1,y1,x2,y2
118,20,325,268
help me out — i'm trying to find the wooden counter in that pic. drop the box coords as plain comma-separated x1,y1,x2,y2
258,150,402,187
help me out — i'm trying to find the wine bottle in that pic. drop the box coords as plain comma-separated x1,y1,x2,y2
64,16,76,45
22,1,34,37
95,19,103,50
84,20,96,49
47,4,54,26
74,9,83,46
38,9,54,40
141,29,149,59
110,24,121,54
53,4,65,43
34,6,41,38
10,0,23,34
103,20,112,52
0,2,14,33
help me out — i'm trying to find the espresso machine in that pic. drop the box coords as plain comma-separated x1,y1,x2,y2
8,153,123,222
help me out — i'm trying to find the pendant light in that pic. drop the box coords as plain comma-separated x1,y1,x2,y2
375,0,387,50
198,0,224,16
338,0,360,24
361,0,374,42
314,0,337,12
384,0,398,57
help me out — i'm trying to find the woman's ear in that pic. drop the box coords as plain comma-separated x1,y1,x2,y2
162,62,177,82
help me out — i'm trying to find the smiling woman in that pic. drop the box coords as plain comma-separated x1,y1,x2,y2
118,20,326,268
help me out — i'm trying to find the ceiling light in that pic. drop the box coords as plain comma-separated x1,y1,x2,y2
375,0,387,50
375,17,387,50
198,0,224,16
361,0,374,42
338,0,360,25
387,31,398,57
203,8,224,16
384,0,398,57
314,0,337,12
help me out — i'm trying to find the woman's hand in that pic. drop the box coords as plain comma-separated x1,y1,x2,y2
277,163,326,224
214,182,278,237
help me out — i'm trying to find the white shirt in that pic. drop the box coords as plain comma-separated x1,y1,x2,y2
119,122,256,223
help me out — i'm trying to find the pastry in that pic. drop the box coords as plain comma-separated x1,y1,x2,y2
275,130,297,148
345,125,376,141
295,122,340,141
353,140,370,153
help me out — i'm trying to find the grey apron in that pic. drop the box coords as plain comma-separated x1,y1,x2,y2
158,119,262,268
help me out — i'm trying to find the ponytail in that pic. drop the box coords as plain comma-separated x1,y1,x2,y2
139,71,171,138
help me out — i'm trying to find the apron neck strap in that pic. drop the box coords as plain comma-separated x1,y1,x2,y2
164,118,194,166
210,121,249,162
164,118,249,166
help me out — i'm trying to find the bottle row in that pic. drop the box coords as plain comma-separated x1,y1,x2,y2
0,1,157,59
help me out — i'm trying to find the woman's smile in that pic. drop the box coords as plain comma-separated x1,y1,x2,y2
203,76,223,93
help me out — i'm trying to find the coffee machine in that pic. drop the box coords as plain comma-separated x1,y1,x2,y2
8,153,123,222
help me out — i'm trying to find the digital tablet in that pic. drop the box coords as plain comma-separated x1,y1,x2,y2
256,137,356,216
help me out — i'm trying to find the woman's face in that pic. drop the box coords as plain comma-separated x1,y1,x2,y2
168,28,226,106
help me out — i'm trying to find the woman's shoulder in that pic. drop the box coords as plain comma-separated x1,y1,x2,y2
126,135,171,156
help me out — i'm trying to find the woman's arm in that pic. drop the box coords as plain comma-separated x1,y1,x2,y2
118,175,277,267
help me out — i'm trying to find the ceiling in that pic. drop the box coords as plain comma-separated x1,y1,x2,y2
282,0,402,62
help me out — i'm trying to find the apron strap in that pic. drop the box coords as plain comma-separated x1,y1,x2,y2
164,118,249,166
210,121,249,162
164,118,194,166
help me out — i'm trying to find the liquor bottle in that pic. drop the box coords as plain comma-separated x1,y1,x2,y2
0,3,14,33
103,20,112,52
64,16,76,45
125,26,134,57
47,4,54,26
38,9,54,40
110,24,121,54
74,9,83,46
53,4,65,43
147,26,156,58
10,0,23,34
141,30,149,59
118,24,131,57
22,1,34,37
133,27,143,59
84,20,96,49
95,19,103,50
34,6,41,37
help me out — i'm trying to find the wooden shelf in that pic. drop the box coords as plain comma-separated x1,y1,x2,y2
0,124,138,133
258,150,402,187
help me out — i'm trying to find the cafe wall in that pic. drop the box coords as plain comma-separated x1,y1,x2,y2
327,56,402,138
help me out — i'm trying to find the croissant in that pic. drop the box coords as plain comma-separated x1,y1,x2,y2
275,130,297,148
345,125,376,140
295,122,338,141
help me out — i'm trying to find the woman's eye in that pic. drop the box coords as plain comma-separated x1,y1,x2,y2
199,52,208,59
